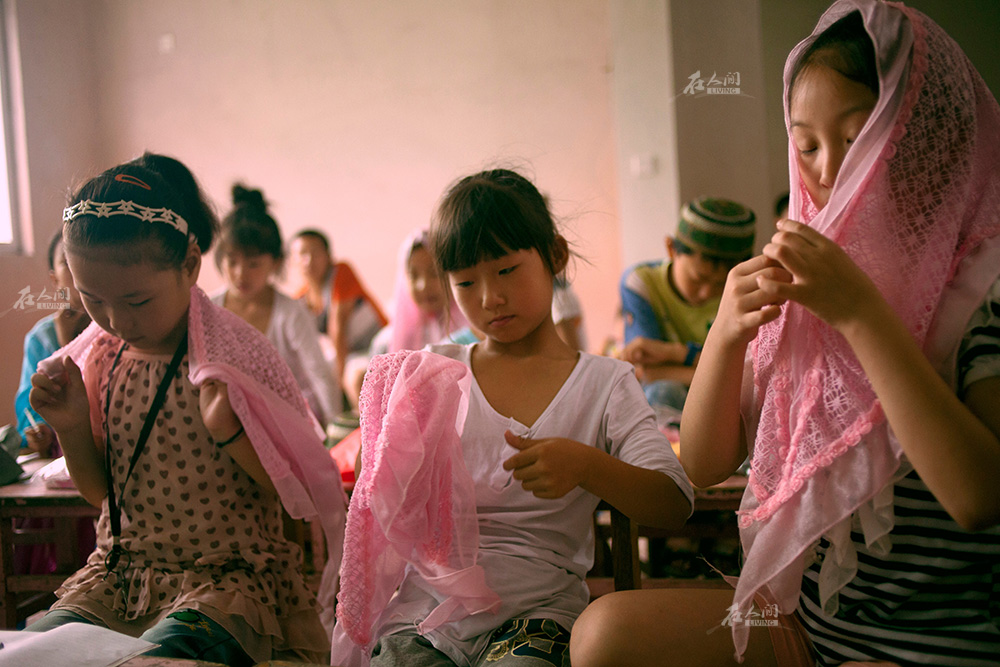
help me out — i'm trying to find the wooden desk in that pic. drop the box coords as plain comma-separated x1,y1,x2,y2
594,474,746,593
0,458,100,628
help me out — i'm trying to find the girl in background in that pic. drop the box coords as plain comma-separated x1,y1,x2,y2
289,228,387,398
344,229,469,406
29,160,345,664
332,168,693,666
214,183,343,426
571,2,1000,665
15,231,91,455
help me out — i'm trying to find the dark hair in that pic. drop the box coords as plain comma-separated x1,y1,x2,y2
292,228,331,254
63,159,216,268
790,11,879,102
774,191,790,219
133,152,218,252
215,184,284,269
429,169,563,276
47,228,63,271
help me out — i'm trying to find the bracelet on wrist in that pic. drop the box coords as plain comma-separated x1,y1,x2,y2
215,425,245,448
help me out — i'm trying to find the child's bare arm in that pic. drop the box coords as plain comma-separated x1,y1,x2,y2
618,338,686,367
29,357,107,506
762,219,1000,530
199,380,278,495
503,431,690,529
633,363,696,386
681,255,790,487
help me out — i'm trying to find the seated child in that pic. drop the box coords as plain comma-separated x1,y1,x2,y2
552,276,587,351
343,228,470,408
331,168,694,667
289,229,387,400
29,158,345,664
618,197,755,412
213,183,343,426
571,3,1000,665
15,231,91,455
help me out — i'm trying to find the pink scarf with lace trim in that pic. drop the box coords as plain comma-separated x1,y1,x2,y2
39,286,347,632
330,350,500,667
732,0,1000,658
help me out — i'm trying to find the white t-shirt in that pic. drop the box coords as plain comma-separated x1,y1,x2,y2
377,344,694,664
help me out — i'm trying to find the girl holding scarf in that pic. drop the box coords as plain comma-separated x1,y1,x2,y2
572,2,1000,665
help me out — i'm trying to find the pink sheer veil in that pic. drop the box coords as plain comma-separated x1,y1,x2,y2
732,0,1000,658
330,350,500,667
388,230,468,353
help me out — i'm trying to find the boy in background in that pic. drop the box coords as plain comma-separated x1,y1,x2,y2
618,197,755,412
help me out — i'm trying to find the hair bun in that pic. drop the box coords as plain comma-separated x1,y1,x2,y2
231,183,267,212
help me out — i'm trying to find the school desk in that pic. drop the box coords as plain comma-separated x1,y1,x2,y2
589,474,747,594
0,458,100,628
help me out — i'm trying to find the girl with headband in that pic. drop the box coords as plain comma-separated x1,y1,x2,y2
28,158,346,665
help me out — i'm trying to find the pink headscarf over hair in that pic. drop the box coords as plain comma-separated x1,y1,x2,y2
330,350,500,667
38,287,348,633
388,230,469,353
732,0,1000,658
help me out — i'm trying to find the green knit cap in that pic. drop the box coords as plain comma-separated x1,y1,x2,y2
676,197,756,260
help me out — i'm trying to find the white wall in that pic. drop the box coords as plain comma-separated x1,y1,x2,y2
3,1,997,430
610,0,680,269
1,0,624,427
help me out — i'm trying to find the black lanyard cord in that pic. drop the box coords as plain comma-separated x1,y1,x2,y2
102,335,188,576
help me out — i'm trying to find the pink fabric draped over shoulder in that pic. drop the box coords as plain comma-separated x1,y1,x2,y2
732,0,1000,659
330,350,501,667
38,287,348,632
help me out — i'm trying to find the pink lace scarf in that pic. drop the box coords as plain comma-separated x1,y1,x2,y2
39,287,348,633
732,0,1000,657
388,229,469,353
330,350,500,667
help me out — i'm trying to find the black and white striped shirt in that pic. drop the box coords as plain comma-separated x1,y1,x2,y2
799,279,1000,666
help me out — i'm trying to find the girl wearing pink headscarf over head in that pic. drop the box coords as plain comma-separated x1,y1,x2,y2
344,230,470,406
571,2,1000,665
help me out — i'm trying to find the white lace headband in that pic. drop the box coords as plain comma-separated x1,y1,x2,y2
62,199,189,238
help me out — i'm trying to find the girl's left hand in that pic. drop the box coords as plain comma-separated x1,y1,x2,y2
502,430,592,499
761,219,881,332
198,380,242,444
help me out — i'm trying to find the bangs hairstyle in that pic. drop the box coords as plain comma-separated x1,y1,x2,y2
64,161,215,268
790,11,879,103
430,169,561,276
215,184,284,269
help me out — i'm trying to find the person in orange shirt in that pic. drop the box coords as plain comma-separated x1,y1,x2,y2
289,229,387,399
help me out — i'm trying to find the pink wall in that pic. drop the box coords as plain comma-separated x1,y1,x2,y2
1,0,622,429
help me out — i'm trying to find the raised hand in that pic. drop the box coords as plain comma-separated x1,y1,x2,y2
711,254,792,349
760,218,881,332
29,356,90,434
502,430,594,499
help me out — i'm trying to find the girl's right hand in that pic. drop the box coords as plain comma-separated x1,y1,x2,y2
712,255,792,348
28,356,90,434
